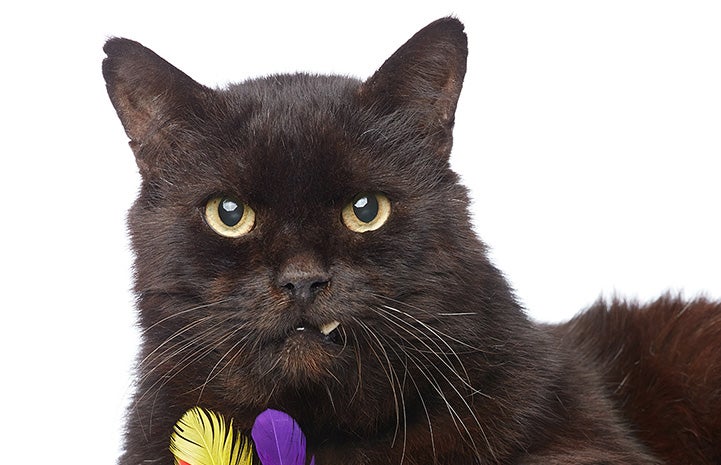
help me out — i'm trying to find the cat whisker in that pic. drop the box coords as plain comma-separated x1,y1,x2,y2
437,312,477,317
135,310,251,412
338,325,350,355
378,335,417,464
324,366,344,387
142,342,218,422
367,304,494,462
348,327,364,404
146,326,247,411
139,297,235,335
404,349,485,462
353,318,404,447
136,318,229,386
137,338,216,406
195,329,252,403
377,302,496,401
376,318,480,462
371,305,480,396
324,378,338,414
374,295,486,352
405,359,437,463
260,349,285,378
137,314,218,372
375,305,491,397
136,298,241,386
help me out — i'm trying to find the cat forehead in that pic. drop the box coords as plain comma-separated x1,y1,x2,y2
225,73,361,123
230,73,360,100
205,75,391,192
146,72,446,206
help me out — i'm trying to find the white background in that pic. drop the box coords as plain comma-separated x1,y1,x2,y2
1,1,719,463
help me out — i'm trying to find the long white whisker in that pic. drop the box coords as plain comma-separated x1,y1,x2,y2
383,331,484,462
378,299,483,353
137,314,217,371
140,298,235,334
195,328,252,402
405,358,437,463
348,328,364,404
136,318,229,387
380,334,420,465
354,318,403,444
368,304,495,462
371,306,480,397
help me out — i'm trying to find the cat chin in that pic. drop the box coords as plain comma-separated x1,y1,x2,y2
253,328,348,386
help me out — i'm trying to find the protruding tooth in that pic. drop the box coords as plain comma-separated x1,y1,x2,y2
319,320,340,336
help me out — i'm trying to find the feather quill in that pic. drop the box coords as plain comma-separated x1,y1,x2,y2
170,407,254,465
251,409,314,465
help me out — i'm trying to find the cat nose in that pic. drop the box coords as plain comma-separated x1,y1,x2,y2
279,274,330,302
276,255,330,303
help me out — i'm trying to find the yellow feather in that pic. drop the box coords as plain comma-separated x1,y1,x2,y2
170,407,254,465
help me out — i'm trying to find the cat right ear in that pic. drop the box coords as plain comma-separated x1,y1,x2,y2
102,38,211,175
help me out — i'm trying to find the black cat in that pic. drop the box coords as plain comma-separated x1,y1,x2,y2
104,17,721,465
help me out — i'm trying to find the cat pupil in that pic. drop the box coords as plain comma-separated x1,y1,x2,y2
353,195,378,223
218,198,243,226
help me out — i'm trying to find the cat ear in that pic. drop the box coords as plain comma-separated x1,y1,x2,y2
102,38,211,175
359,17,468,157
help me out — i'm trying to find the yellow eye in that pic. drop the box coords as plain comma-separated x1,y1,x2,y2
204,196,256,238
341,193,391,233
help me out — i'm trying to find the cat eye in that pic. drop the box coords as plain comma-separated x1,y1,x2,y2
342,193,391,233
204,196,256,238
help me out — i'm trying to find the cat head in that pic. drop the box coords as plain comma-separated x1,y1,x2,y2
104,18,514,433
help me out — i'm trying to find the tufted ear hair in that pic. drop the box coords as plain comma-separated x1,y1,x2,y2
102,38,213,175
359,17,468,157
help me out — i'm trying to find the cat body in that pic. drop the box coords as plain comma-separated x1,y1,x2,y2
103,18,720,465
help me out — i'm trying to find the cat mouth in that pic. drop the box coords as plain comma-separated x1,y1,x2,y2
293,320,342,344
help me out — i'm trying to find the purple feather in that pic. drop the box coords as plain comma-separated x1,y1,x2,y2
251,409,314,465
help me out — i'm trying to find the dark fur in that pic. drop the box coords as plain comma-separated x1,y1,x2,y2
103,18,720,465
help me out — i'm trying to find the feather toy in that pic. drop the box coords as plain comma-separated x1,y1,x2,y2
170,407,254,465
251,409,315,465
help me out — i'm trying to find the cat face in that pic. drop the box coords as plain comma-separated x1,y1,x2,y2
104,18,509,432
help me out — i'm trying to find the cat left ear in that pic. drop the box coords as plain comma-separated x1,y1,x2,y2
102,38,212,175
359,17,468,157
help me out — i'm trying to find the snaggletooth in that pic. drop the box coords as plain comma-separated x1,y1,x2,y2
319,320,341,336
